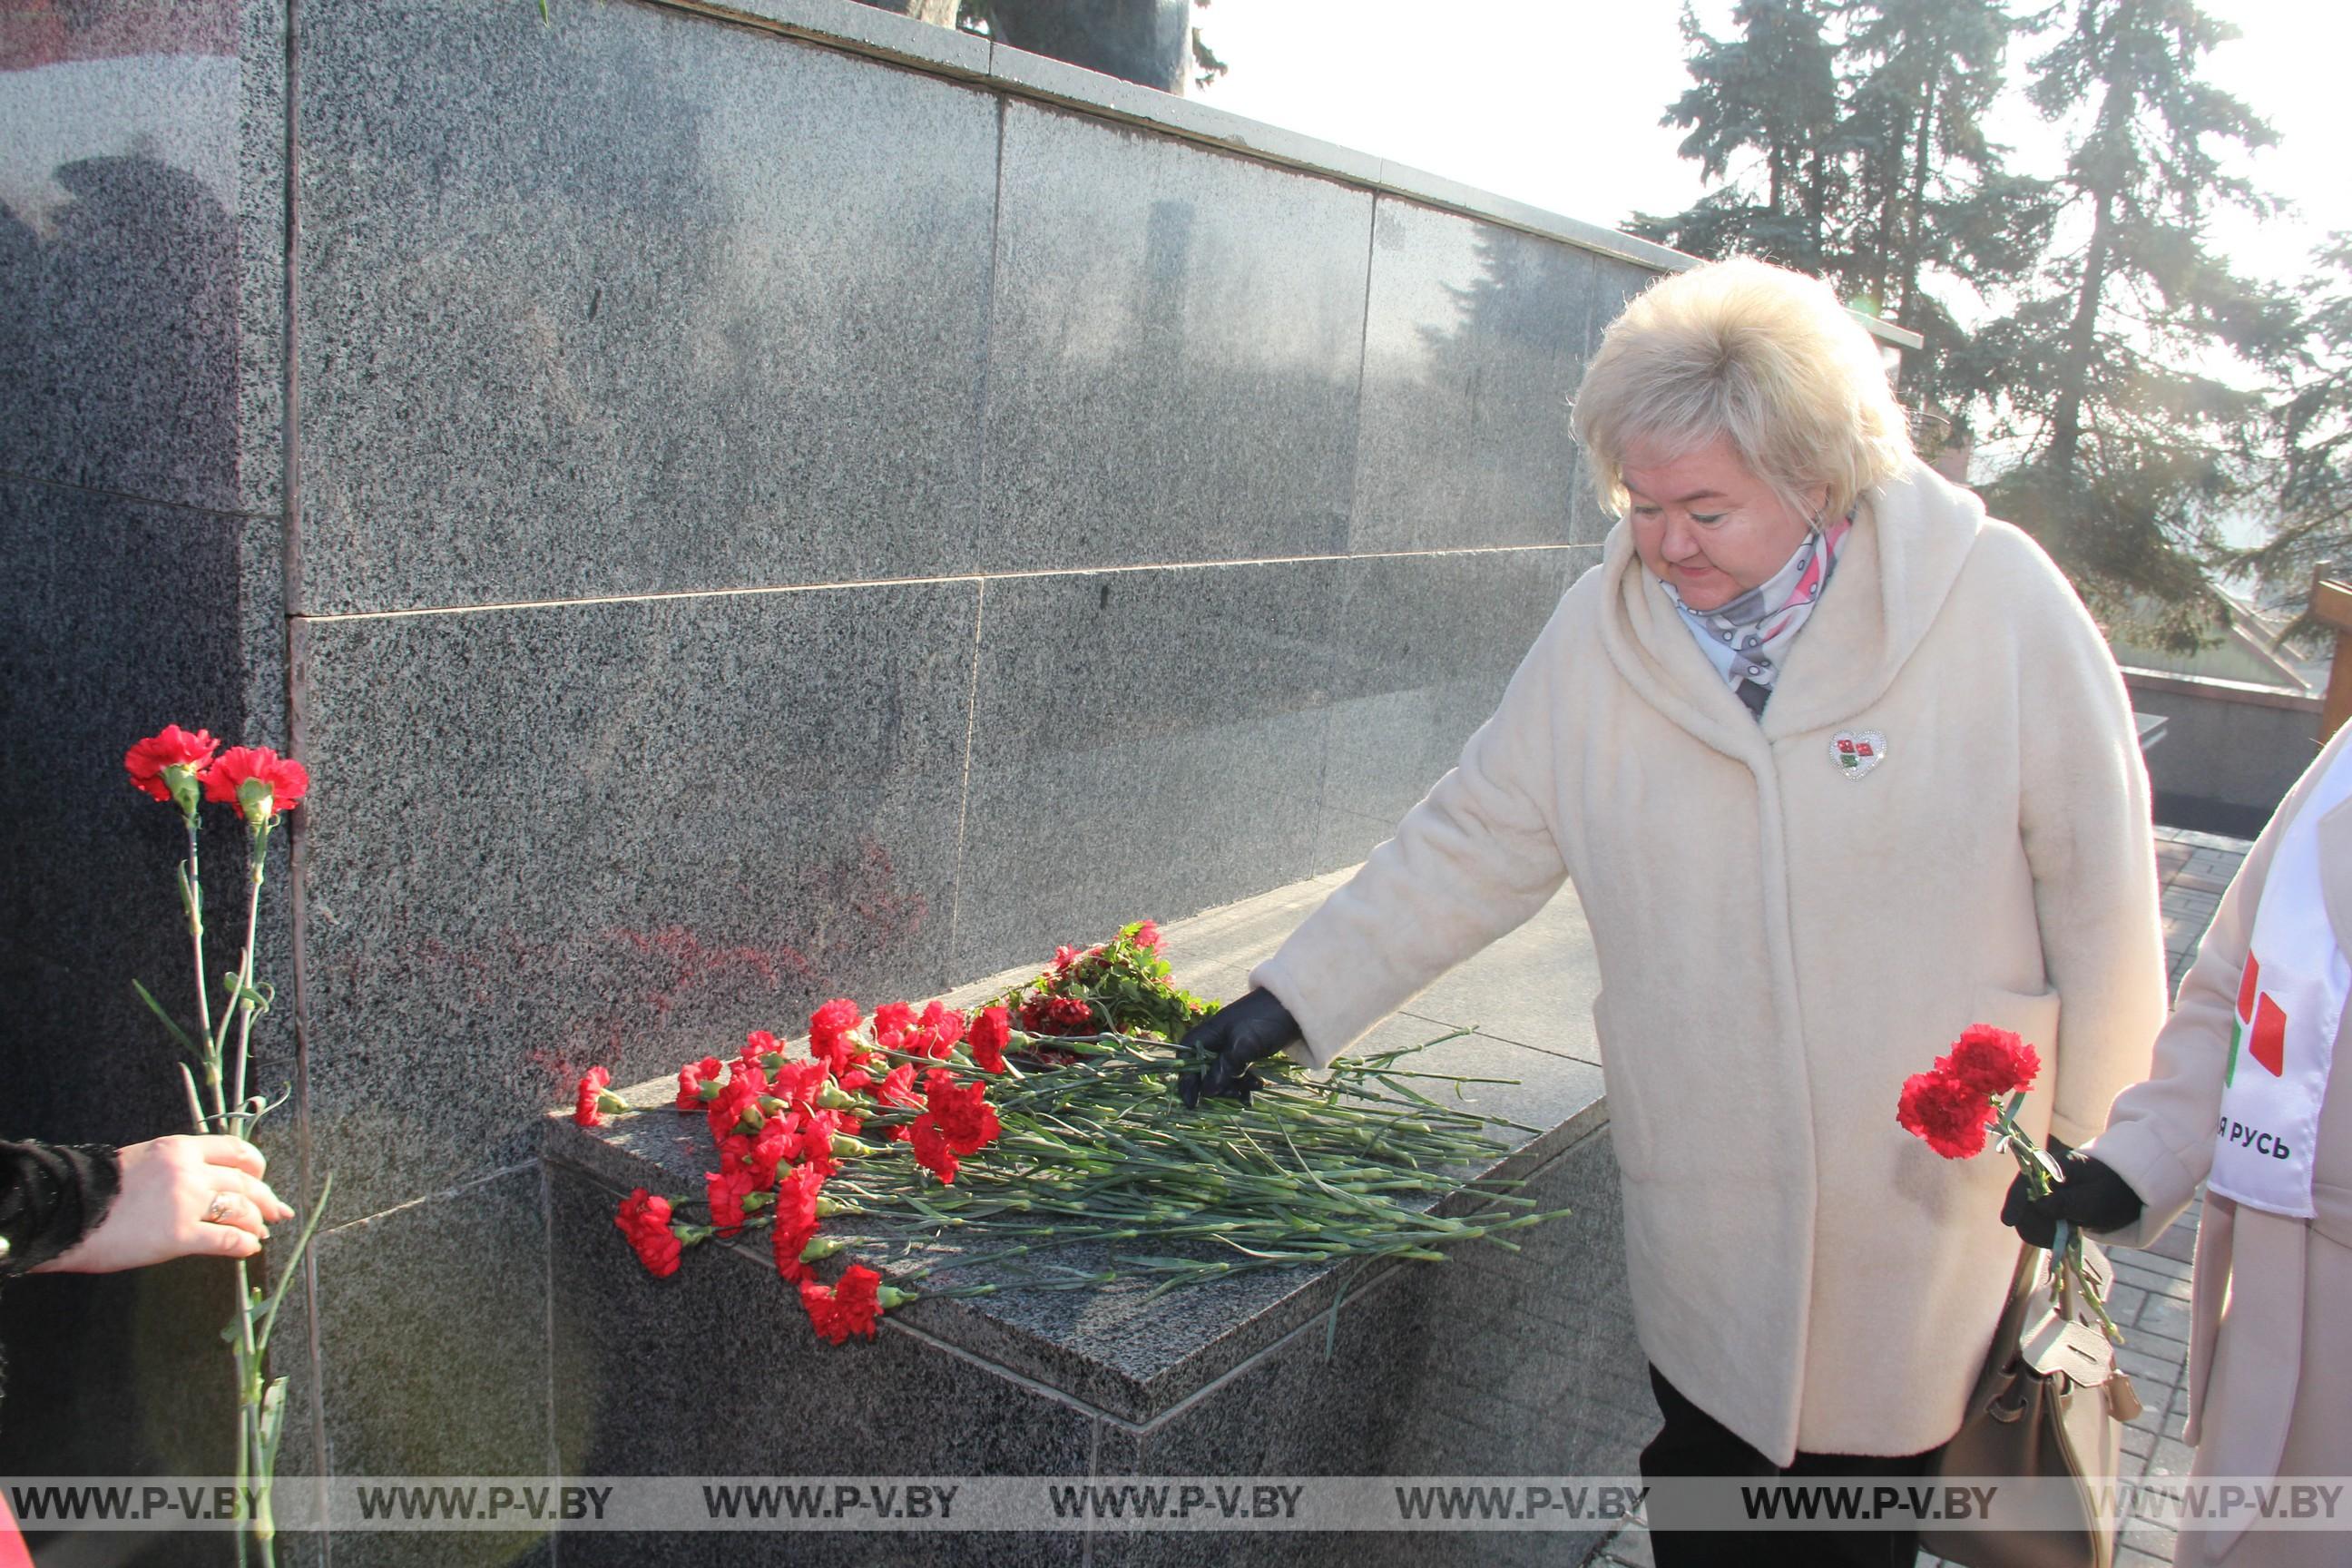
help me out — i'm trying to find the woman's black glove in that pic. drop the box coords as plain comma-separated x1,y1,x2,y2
1175,989,1301,1108
2001,1137,2144,1248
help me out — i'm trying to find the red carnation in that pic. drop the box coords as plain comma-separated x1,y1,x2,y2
872,1002,917,1057
1019,995,1096,1037
909,1069,1000,1183
809,999,865,1074
705,1166,756,1238
1130,920,1163,955
1941,1024,2042,1099
771,1166,827,1282
203,745,309,824
706,1071,763,1142
746,1119,794,1187
675,1055,724,1111
573,1065,613,1127
875,1063,920,1109
123,724,219,804
917,1001,965,1061
770,1057,828,1111
910,1116,961,1183
799,1264,885,1344
615,1189,681,1278
1897,1069,1995,1160
741,1030,786,1073
967,1005,1012,1074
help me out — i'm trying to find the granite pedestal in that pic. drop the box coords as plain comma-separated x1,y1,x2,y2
544,876,1653,1567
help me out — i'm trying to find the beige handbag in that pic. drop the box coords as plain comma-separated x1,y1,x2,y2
1920,1239,2140,1568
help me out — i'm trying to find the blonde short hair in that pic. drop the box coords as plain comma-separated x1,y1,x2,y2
1571,257,1913,522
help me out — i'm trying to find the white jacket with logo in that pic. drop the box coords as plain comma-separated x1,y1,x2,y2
1254,460,2168,1462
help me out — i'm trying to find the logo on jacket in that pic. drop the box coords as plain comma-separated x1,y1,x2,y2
2227,952,2287,1087
1829,730,1887,779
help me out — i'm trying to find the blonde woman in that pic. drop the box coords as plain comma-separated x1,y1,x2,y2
1180,258,2168,1566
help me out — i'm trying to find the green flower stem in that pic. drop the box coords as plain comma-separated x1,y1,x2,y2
179,817,218,1104
1988,1098,2123,1345
228,824,271,1141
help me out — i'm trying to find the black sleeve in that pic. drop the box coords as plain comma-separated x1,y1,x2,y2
0,1141,122,1276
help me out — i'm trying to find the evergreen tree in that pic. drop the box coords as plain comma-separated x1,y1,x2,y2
1963,0,2292,637
1633,1,1841,272
2243,239,2352,612
1831,0,2055,416
1632,0,2051,424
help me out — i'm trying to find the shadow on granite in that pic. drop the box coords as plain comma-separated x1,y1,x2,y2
1349,200,1611,557
0,0,287,519
980,102,1371,573
309,1165,554,1568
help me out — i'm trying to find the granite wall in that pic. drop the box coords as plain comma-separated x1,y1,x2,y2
0,0,1698,1561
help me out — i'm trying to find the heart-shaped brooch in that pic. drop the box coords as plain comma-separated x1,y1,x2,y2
1831,730,1887,779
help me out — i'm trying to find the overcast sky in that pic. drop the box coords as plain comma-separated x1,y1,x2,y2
1192,0,2351,293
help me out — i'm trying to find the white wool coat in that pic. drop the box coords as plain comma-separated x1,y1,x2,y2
1253,460,2168,1464
2086,723,2352,1568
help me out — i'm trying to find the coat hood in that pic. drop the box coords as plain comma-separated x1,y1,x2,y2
1596,458,1990,755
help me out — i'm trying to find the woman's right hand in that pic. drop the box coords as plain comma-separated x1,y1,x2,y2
1175,989,1303,1107
34,1135,292,1274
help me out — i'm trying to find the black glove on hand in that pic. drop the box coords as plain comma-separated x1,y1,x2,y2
2001,1137,2144,1249
1175,989,1302,1108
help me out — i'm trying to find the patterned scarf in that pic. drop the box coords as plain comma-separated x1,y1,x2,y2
1661,512,1854,718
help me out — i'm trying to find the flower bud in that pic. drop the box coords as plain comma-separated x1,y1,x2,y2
799,1236,847,1263
817,1080,858,1112
875,1284,917,1310
163,762,203,818
830,1133,878,1160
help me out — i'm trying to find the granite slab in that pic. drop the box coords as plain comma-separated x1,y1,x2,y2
546,1007,1607,1431
980,100,1372,573
294,0,999,613
946,559,1342,981
308,1164,554,1567
289,578,979,1220
1349,200,1610,555
0,0,286,519
1311,546,1591,871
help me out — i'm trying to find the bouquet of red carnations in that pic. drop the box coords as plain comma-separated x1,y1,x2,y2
578,921,1564,1345
1896,1024,2122,1343
124,726,334,1567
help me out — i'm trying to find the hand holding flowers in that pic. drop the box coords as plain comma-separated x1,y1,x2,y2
1896,1024,2123,1344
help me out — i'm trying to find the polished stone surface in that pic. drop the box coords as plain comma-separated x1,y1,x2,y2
947,559,1338,982
0,0,285,518
547,881,1615,1426
1350,200,1610,555
309,1164,553,1566
981,101,1371,572
1312,546,1589,870
294,0,998,614
1087,1121,1638,1568
291,580,978,1219
546,1161,1092,1568
0,478,288,1493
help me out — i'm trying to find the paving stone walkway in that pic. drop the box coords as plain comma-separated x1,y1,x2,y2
1596,825,2254,1568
